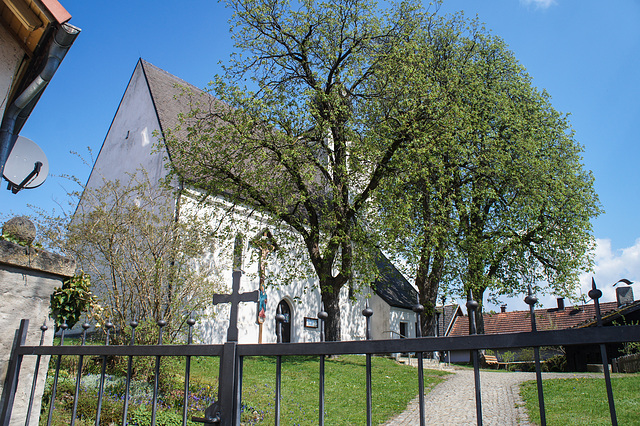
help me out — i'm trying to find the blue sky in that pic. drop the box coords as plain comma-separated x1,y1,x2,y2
2,0,639,309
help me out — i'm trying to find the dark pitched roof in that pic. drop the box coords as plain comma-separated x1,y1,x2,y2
140,59,219,164
576,299,640,328
449,301,620,337
372,253,417,310
436,304,463,337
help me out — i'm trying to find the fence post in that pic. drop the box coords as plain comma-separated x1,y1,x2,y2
47,322,68,426
122,321,138,426
318,309,328,426
95,322,113,426
467,290,483,426
590,278,617,426
363,303,373,426
25,323,47,426
0,319,29,426
274,310,285,426
525,285,546,425
183,318,196,426
412,302,426,426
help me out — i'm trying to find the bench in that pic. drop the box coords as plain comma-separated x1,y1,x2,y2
483,354,505,369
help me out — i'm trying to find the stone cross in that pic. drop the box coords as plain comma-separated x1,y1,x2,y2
212,234,258,342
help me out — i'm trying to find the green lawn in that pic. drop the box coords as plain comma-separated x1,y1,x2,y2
40,354,449,425
520,374,640,426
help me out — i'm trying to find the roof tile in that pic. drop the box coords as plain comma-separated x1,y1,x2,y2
449,301,619,336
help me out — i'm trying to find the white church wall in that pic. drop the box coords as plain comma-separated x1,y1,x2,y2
183,194,326,345
183,193,391,345
339,287,369,341
85,61,169,193
389,307,418,338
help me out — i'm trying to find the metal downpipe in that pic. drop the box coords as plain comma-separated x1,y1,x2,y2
0,23,80,179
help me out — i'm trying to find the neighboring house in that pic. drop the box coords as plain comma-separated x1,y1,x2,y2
447,287,639,370
80,59,422,344
568,286,640,371
0,0,79,183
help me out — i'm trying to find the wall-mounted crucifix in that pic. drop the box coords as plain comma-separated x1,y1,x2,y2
251,229,278,343
212,234,258,342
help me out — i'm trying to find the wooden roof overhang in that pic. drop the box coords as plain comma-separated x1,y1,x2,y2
0,0,71,107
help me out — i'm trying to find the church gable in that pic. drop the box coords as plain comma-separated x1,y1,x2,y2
85,59,171,191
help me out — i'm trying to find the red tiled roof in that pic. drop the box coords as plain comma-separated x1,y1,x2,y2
449,301,619,336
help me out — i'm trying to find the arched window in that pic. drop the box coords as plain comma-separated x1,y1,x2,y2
276,299,292,343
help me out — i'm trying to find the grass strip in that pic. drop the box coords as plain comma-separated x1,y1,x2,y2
520,374,640,426
40,353,449,425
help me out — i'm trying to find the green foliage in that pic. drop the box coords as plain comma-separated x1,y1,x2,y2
372,14,601,334
128,406,200,426
35,171,223,345
543,354,567,372
621,341,640,355
1,232,43,250
163,0,445,340
50,272,94,330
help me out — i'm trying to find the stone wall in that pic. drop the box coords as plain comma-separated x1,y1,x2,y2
0,227,75,425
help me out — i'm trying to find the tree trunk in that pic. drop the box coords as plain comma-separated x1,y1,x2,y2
321,284,342,341
465,285,486,335
415,236,446,337
416,270,440,337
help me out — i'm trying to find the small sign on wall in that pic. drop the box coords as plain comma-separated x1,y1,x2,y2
304,317,319,328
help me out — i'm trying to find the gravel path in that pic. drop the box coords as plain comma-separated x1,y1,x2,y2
382,369,601,426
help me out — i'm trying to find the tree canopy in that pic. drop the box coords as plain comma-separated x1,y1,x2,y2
372,19,601,334
166,0,450,340
166,0,599,339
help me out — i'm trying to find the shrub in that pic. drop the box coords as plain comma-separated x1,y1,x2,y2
544,354,566,372
50,273,95,331
128,406,201,426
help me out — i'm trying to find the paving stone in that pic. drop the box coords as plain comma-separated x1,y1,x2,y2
382,368,602,425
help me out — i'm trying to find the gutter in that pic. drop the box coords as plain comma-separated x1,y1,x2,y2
0,22,80,180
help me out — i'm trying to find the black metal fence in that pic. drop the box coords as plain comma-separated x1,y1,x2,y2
1,279,640,426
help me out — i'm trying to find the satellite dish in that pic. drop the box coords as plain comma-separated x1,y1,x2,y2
3,135,49,194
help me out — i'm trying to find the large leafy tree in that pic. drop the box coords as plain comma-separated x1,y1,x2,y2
451,32,601,333
374,20,601,334
164,0,451,341
369,16,469,336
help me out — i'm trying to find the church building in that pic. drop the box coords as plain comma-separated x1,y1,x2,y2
81,59,420,344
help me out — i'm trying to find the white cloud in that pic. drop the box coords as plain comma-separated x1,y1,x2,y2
577,238,640,306
520,0,557,9
481,238,640,313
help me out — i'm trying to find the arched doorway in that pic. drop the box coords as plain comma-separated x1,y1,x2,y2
276,299,292,343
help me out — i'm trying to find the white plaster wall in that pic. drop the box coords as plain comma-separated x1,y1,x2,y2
184,195,323,345
85,62,168,192
339,287,368,341
0,25,24,119
389,307,419,338
369,293,391,340
185,194,395,345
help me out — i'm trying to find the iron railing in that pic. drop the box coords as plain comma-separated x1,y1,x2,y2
2,278,640,426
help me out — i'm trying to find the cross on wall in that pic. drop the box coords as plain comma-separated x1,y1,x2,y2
212,234,258,342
